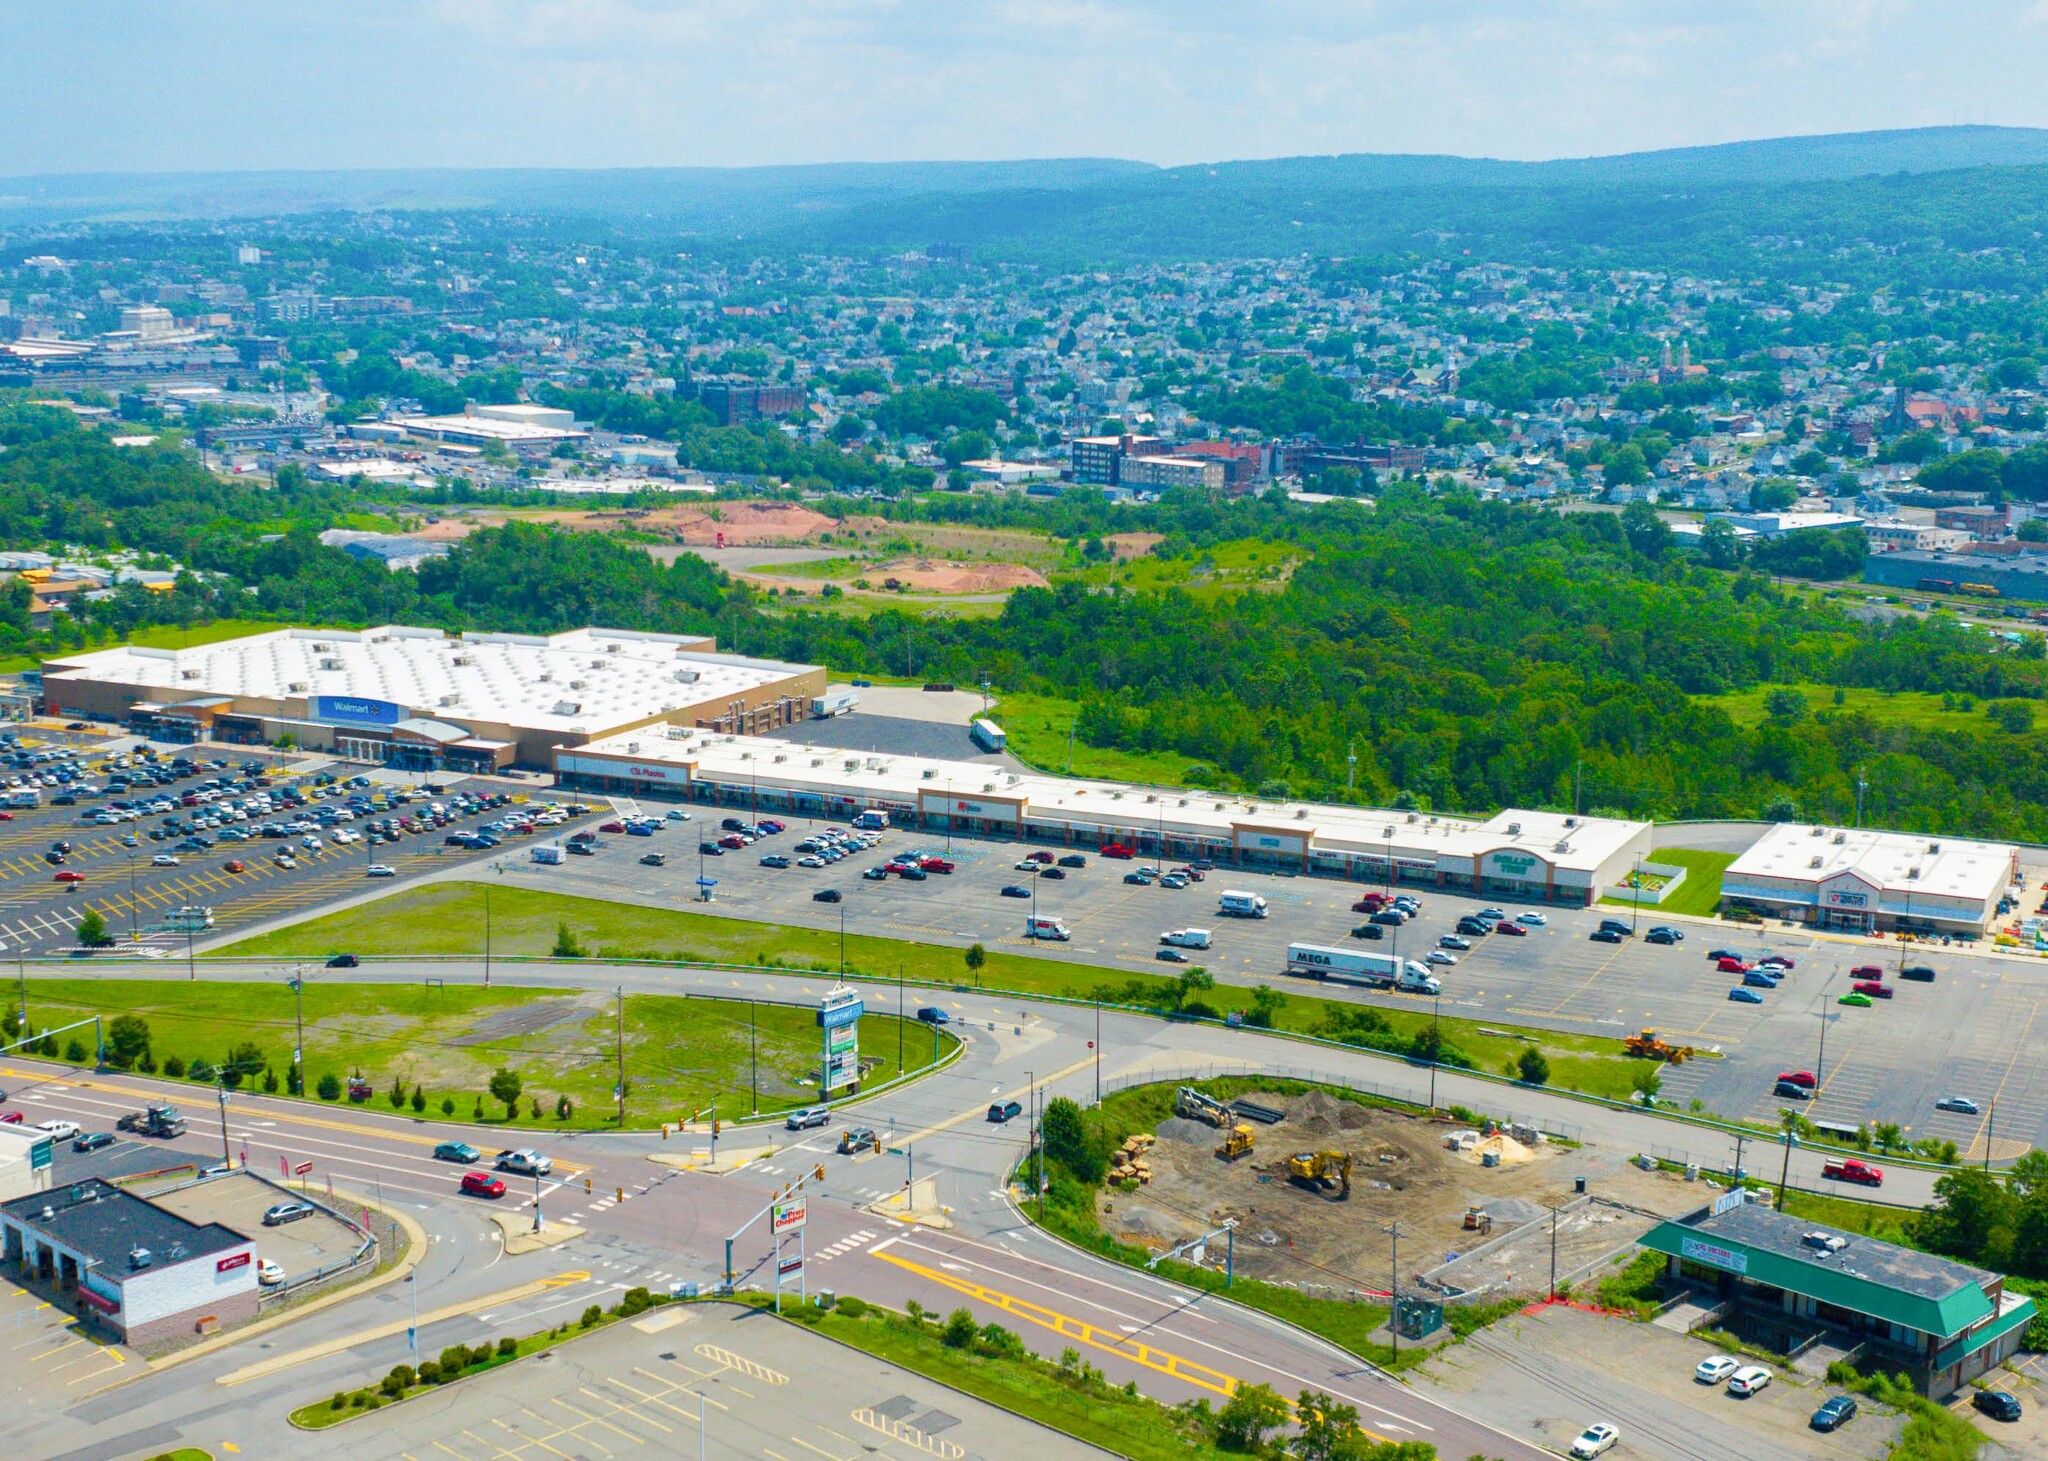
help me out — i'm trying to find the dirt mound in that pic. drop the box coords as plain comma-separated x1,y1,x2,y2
1154,1116,1214,1147
1461,1132,1537,1167
1289,1089,1368,1136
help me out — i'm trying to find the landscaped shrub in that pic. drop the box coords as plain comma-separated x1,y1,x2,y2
63,1038,87,1064
162,1054,186,1078
316,1072,341,1101
496,1336,517,1359
834,1295,867,1317
579,1304,603,1328
942,1307,978,1348
416,1360,442,1385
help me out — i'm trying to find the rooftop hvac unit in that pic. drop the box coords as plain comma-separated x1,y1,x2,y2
1555,840,1572,852
1564,816,1578,827
552,701,582,717
128,1246,152,1270
1178,798,1189,807
1383,826,1395,838
1811,825,1827,836
983,783,997,793
1907,866,1921,880
438,694,459,707
1928,841,1942,852
312,642,330,652
921,769,934,779
1407,812,1420,823
625,741,640,754
319,657,343,671
180,669,201,681
674,670,699,683
569,680,586,690
590,659,606,669
287,681,307,692
775,754,788,764
1506,821,1522,835
1832,832,1846,844
605,643,621,653
1111,791,1123,800
1801,1231,1848,1253
1296,808,1309,819
452,655,471,667
811,758,824,768
537,672,551,682
1810,855,1824,868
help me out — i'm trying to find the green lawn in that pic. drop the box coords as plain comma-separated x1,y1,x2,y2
776,1299,1245,1460
1705,680,2017,733
18,975,950,1130
1633,848,1736,918
1052,538,1303,602
216,881,1667,1102
140,1452,212,1461
988,690,1207,786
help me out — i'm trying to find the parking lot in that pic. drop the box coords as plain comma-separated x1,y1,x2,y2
1417,1301,1901,1460
0,734,597,954
483,798,2048,1154
0,1267,134,1402
143,1168,368,1288
327,1299,1112,1460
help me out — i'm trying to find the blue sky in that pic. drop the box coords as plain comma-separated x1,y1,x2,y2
5,1,2047,173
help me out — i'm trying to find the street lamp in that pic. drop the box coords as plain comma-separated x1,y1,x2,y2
288,965,306,1096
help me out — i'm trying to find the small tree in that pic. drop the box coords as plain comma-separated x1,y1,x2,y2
163,1053,187,1079
1174,965,1215,1010
411,1083,426,1113
388,1074,406,1108
316,1071,342,1101
941,1307,978,1349
63,1038,87,1064
262,1068,279,1094
104,1014,151,1070
556,1093,572,1119
441,1095,455,1116
489,1067,523,1120
222,1041,266,1088
529,1096,542,1120
963,942,987,987
1214,1382,1287,1452
552,920,586,958
76,908,109,948
1518,1047,1551,1086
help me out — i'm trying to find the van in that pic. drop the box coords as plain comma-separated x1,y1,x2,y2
1025,914,1070,941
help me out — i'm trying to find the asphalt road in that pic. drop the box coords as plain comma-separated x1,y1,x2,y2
476,808,2048,1155
2,953,1978,1461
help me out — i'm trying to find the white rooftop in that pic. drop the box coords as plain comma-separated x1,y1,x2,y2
1726,822,2015,904
570,728,1649,876
46,627,819,737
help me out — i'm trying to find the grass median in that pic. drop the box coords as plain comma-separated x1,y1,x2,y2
14,975,952,1131
217,881,1671,1104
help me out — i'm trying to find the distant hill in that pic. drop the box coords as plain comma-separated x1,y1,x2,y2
0,158,1158,228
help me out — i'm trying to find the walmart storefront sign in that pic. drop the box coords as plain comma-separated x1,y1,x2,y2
311,695,405,727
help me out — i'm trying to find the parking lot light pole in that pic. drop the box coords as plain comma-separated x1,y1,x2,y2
1428,990,1442,1112
483,885,492,988
838,903,847,975
289,967,305,1096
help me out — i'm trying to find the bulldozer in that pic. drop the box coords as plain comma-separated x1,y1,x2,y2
1217,1123,1254,1162
1462,1204,1493,1234
1623,1028,1695,1064
1175,1086,1232,1128
1286,1150,1352,1198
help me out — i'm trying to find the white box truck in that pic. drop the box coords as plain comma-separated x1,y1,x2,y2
1218,890,1268,919
1285,942,1439,995
4,788,39,808
531,844,564,865
1025,914,1071,941
1159,928,1213,949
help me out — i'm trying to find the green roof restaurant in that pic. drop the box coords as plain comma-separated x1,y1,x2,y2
1640,1192,2034,1397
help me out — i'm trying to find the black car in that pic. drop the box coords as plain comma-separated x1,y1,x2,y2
1351,924,1385,941
1647,928,1681,945
1775,1079,1815,1100
1597,918,1633,937
1370,910,1406,926
567,841,595,856
987,1099,1023,1123
698,840,724,855
1707,948,1744,962
1901,965,1937,982
1455,917,1491,935
915,1006,951,1024
1156,948,1189,963
1975,1390,2023,1421
72,1131,114,1153
1057,854,1087,868
812,889,842,903
1000,885,1031,898
1037,867,1064,880
1591,928,1625,944
1810,1395,1857,1432
326,953,359,968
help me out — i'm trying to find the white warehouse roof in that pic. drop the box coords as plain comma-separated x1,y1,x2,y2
46,626,819,738
1726,822,2016,909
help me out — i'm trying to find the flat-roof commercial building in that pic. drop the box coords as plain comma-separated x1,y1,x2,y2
44,627,825,772
1722,822,2019,935
555,730,1654,903
1641,1194,2034,1397
0,1127,54,1202
390,405,589,456
1,1178,257,1348
1864,548,2048,603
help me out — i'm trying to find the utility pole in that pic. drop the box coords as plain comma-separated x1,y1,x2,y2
290,966,306,1096
1549,1204,1559,1300
1986,1100,1995,1173
484,884,492,988
1385,1222,1401,1361
749,1000,758,1115
615,985,625,1127
898,964,904,1075
1855,768,1867,829
1732,1131,1747,1184
1777,1126,1797,1212
1346,740,1356,794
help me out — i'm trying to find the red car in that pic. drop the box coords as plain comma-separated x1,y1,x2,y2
460,1172,507,1199
1716,956,1750,974
1494,921,1527,936
1852,980,1893,999
599,821,626,834
1779,1070,1818,1089
919,858,955,874
0,1111,20,1124
1759,955,1795,970
1100,844,1135,860
222,859,246,874
1028,850,1055,864
0,811,13,821
1850,965,1883,979
52,871,84,884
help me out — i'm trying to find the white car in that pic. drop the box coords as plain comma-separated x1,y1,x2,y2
365,864,396,878
331,829,360,844
1694,1354,1740,1384
36,1120,80,1141
1569,1423,1618,1459
1517,911,1548,926
151,853,179,867
1425,949,1458,966
257,1258,286,1286
1727,1364,1772,1397
665,809,693,822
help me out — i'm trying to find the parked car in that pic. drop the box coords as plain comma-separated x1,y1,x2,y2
813,889,842,903
1775,1079,1815,1100
1850,964,1883,979
785,1106,830,1131
1727,1365,1773,1397
1694,1355,1740,1384
1057,854,1087,868
257,1259,287,1287
365,864,396,878
1000,885,1031,898
461,1172,508,1199
987,1099,1024,1123
1742,969,1779,989
1156,948,1189,963
1935,1096,1981,1115
1728,987,1764,1004
1838,991,1874,1007
434,1141,481,1163
1439,934,1471,950
1426,950,1458,967
1851,980,1893,999
1901,965,1937,982
35,1120,79,1140
72,1131,114,1152
262,1201,317,1226
52,871,84,884
1810,1395,1858,1432
1568,1424,1619,1459
1975,1390,2024,1421
1646,928,1681,945
760,855,791,869
1590,928,1624,944
1494,920,1527,936
1351,925,1384,941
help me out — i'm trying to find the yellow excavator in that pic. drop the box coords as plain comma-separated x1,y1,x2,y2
1217,1123,1254,1161
1287,1150,1352,1198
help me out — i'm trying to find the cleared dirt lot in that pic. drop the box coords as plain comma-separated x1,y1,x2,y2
1095,1088,1692,1298
1417,1302,1900,1461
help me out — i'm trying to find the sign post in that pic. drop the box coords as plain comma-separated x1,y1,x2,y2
817,988,864,1096
771,1197,808,1313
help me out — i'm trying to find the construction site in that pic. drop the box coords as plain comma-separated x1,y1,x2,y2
1097,1086,1695,1306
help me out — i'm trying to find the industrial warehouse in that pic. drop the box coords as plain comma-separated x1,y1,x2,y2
1721,821,2021,935
554,728,1656,902
41,626,826,771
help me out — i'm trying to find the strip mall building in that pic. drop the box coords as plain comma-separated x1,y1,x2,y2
1721,822,2019,936
555,728,1654,902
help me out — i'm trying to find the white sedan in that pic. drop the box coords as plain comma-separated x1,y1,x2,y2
1517,911,1549,926
150,854,179,867
1568,1423,1618,1459
257,1258,286,1286
365,864,397,878
1425,949,1458,966
1694,1354,1740,1384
